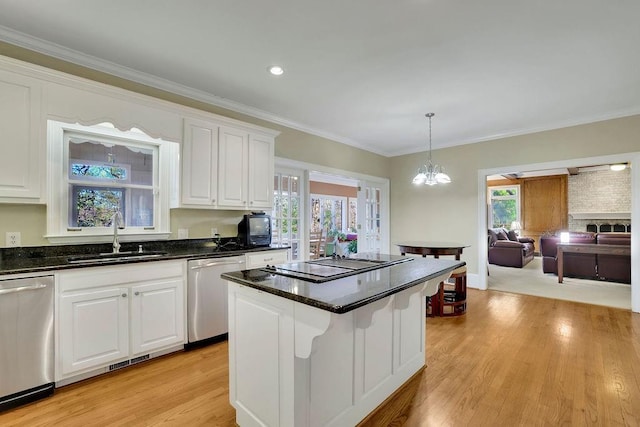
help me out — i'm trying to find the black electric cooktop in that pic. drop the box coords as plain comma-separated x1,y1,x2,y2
261,255,412,283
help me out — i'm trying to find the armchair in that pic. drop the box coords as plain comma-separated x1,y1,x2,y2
488,228,535,268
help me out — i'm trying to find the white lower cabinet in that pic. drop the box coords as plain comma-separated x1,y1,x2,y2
56,260,186,384
130,278,184,355
59,286,129,376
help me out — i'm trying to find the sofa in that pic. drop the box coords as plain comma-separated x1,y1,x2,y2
540,232,630,283
540,232,597,279
488,228,535,268
596,232,631,283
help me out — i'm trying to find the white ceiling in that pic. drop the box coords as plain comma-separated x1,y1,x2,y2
1,1,639,157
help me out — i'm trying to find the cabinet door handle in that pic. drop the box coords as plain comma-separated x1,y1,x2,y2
122,293,127,298
134,291,140,296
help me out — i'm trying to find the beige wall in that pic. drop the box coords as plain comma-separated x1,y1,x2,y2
0,43,388,246
0,204,48,246
389,115,640,274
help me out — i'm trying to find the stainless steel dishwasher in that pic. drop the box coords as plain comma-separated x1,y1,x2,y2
187,256,246,345
0,275,54,412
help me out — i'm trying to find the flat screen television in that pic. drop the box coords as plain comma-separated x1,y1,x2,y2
237,212,272,248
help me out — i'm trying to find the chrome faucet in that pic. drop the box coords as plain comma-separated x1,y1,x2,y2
112,210,125,253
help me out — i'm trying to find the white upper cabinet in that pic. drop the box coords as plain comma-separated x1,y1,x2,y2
181,118,220,206
180,118,277,210
0,55,279,211
248,134,275,210
217,126,249,208
0,69,43,203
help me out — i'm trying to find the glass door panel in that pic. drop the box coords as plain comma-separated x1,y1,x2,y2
273,170,302,261
357,182,382,253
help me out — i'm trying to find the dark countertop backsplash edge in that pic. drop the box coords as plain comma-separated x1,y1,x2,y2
0,237,289,276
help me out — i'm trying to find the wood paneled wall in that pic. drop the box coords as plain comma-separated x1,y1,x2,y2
488,175,568,253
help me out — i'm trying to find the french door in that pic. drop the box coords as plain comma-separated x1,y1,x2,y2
356,181,385,253
272,169,304,261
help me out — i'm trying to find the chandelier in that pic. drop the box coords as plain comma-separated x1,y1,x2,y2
412,113,451,185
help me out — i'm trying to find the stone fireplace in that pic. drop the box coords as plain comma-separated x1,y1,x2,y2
568,167,631,232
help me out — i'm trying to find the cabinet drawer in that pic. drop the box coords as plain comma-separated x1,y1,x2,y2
245,250,288,269
58,260,185,292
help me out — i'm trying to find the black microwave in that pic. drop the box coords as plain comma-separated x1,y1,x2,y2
237,213,272,248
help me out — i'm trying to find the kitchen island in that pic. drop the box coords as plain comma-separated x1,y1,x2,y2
222,253,464,427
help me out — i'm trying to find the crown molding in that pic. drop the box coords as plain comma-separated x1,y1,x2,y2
3,25,639,159
0,25,389,157
391,107,640,157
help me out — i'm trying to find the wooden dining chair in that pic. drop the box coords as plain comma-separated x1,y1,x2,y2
318,229,327,258
309,230,323,259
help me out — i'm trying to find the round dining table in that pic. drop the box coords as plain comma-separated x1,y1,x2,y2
396,241,470,260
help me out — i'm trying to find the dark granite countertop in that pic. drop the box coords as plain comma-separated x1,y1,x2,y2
0,238,290,276
222,254,465,314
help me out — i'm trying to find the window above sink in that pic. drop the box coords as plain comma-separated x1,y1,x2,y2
46,120,179,244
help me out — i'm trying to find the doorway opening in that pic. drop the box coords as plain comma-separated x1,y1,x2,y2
478,152,639,313
274,158,389,262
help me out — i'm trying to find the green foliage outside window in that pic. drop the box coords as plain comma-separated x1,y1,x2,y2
489,186,519,228
275,193,299,236
74,188,122,227
492,200,517,228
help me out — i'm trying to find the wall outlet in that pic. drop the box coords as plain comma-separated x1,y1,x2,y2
211,228,218,237
177,228,189,239
6,231,21,247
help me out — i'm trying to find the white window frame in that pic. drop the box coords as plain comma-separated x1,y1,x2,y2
46,120,176,244
488,184,521,229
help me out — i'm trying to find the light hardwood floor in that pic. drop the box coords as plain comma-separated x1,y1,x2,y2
2,289,639,426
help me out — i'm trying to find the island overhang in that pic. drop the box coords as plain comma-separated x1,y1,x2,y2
222,253,464,313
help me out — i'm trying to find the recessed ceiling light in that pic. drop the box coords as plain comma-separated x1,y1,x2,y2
268,65,284,76
610,164,626,171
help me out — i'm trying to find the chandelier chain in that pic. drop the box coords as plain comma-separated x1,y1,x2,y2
427,113,433,162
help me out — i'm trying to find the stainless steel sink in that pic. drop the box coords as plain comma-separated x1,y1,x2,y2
67,251,168,264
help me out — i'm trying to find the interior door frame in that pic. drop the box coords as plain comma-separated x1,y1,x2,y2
477,151,640,313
